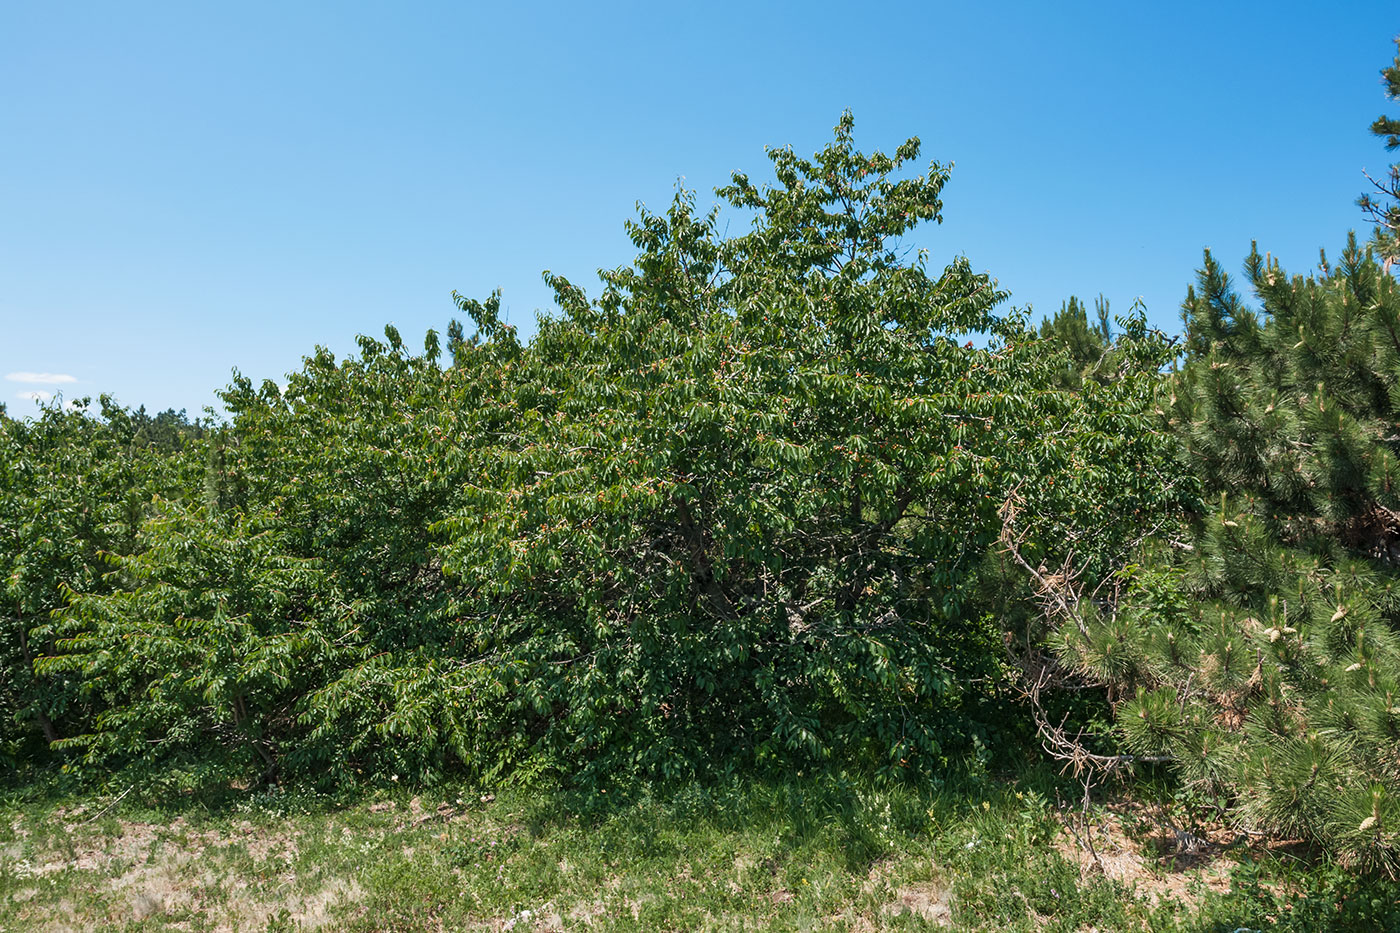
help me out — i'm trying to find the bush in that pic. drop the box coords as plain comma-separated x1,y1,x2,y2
30,116,1183,790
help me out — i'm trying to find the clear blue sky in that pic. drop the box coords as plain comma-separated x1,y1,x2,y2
3,1,1397,415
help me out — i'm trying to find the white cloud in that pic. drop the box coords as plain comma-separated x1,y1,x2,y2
6,372,77,384
16,390,52,401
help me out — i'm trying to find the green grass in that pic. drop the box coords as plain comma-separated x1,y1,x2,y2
2,771,1397,931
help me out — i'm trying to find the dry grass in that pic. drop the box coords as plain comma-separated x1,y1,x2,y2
3,806,361,931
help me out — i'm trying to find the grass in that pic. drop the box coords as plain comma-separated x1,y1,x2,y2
2,769,1398,931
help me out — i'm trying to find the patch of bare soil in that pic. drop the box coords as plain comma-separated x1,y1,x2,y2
888,881,954,926
9,812,362,932
861,860,953,929
1051,801,1297,910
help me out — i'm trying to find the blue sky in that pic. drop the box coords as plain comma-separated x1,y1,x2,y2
3,1,1397,415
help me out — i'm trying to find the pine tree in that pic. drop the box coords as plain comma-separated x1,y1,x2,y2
1359,36,1400,263
1038,294,1114,386
1021,31,1400,872
1048,237,1400,873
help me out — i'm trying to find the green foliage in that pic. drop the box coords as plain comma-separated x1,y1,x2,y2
422,113,1180,785
43,507,331,783
14,115,1180,792
1172,238,1400,553
0,398,202,778
1037,294,1114,386
33,340,491,786
1359,36,1400,262
1051,233,1400,873
1043,38,1400,866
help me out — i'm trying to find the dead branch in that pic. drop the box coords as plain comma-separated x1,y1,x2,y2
1000,487,1175,873
997,490,1087,635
